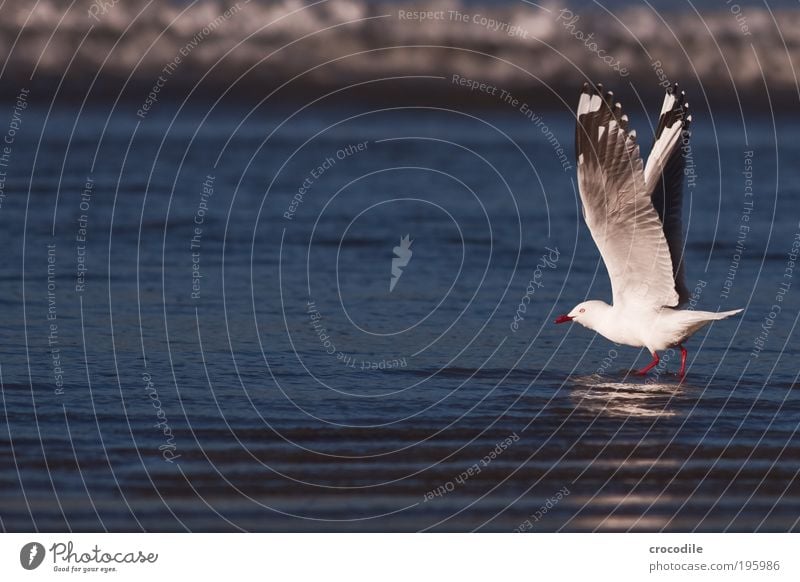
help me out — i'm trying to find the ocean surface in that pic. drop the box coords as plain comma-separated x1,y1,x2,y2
0,97,799,532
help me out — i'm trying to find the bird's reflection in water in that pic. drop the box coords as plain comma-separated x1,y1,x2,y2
569,373,687,418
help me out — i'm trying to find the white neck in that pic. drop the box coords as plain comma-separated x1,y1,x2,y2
578,301,615,335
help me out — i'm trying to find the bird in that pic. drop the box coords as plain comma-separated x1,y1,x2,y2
554,82,742,378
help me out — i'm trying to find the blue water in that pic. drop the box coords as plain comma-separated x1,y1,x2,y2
1,98,799,532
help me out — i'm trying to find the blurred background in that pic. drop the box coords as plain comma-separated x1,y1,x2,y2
0,0,798,107
0,0,799,533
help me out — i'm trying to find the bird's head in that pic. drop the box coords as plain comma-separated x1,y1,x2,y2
554,300,609,329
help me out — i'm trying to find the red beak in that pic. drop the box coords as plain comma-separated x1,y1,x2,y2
554,314,573,324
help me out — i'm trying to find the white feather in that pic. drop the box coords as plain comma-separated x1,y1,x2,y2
577,92,590,116
660,93,676,116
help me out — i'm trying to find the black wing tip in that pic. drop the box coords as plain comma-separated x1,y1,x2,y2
581,82,690,134
582,81,600,96
582,81,609,95
579,82,631,131
586,81,619,109
578,81,617,116
683,103,692,132
657,82,692,137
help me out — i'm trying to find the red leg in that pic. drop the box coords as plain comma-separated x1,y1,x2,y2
678,345,688,378
635,352,659,375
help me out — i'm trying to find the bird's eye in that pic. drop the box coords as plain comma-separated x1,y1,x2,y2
579,308,585,313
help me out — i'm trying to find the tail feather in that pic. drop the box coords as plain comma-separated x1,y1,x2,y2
708,308,744,320
679,308,742,337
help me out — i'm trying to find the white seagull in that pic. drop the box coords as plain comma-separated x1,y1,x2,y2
555,82,742,378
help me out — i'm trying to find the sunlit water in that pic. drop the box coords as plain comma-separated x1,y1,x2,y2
1,100,799,531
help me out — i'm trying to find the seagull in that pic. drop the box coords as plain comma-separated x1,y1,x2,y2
555,83,742,378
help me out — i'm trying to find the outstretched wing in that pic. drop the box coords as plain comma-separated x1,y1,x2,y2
575,82,680,309
645,84,692,305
